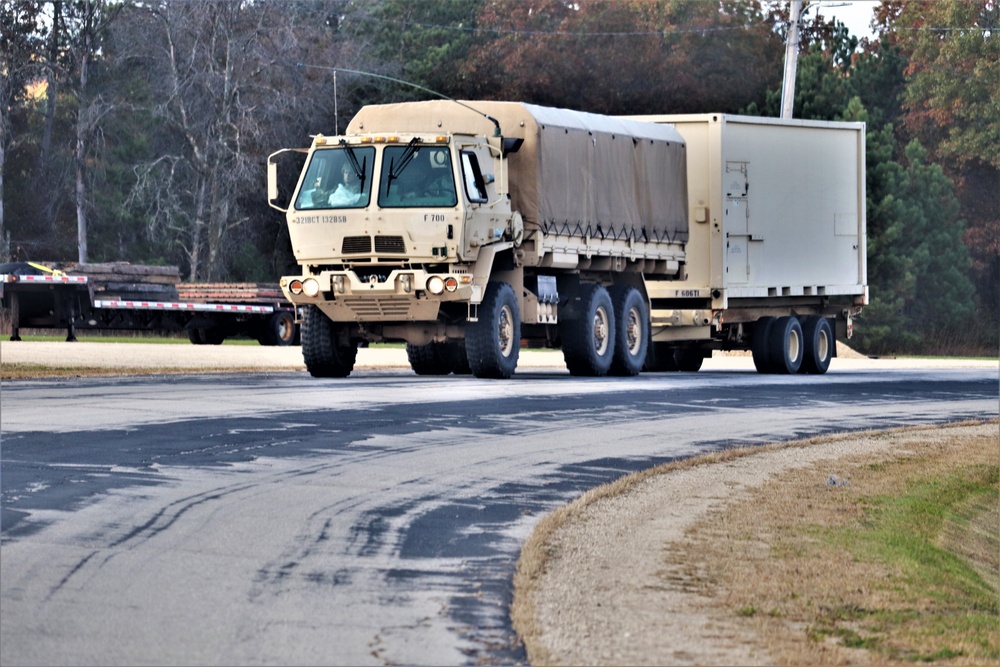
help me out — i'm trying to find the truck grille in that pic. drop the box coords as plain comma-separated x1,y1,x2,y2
341,297,413,318
342,236,372,254
374,236,406,253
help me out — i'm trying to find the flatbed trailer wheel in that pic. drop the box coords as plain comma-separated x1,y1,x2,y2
801,316,834,374
259,310,296,346
608,285,648,376
768,316,804,374
195,327,226,345
561,284,616,376
188,327,205,345
302,305,357,378
466,281,520,379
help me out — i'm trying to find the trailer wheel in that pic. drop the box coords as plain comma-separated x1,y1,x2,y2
674,348,706,372
801,316,834,374
187,327,205,345
768,316,804,374
608,285,648,376
466,282,520,379
561,284,616,377
260,310,297,347
199,328,226,345
751,317,776,373
644,342,680,372
406,342,456,375
302,305,357,378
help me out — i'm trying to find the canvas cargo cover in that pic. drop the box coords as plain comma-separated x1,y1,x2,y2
348,101,688,244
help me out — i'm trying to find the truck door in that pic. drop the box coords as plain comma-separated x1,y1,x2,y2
724,161,750,285
457,144,501,257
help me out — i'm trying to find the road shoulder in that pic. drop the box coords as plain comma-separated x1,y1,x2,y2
513,421,998,666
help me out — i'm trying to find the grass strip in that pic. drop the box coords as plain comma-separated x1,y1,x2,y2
806,461,999,663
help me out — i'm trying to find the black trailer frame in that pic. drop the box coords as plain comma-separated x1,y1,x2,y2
1,273,298,346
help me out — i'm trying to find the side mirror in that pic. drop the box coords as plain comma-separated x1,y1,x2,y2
502,138,524,157
267,158,288,213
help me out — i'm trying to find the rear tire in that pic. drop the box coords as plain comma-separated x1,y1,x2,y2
751,317,776,373
466,282,520,379
644,342,679,372
187,327,205,345
608,285,648,377
674,348,706,372
561,284,615,377
801,316,834,374
450,341,472,375
301,305,357,378
406,342,455,375
768,316,804,374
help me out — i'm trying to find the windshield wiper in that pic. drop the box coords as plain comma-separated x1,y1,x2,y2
386,138,421,191
340,141,367,191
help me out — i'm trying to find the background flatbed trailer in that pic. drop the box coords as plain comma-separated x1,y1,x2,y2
0,263,298,346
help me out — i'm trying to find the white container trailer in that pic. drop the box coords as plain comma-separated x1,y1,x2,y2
628,113,868,371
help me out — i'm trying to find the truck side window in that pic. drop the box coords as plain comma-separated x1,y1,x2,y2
295,147,375,210
461,151,489,204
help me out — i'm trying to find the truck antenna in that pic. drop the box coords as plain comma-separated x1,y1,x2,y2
296,63,503,137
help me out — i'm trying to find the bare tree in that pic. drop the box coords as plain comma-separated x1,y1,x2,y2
68,0,121,263
113,0,360,280
1,1,45,259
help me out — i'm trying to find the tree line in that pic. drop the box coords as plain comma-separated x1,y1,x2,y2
1,0,996,354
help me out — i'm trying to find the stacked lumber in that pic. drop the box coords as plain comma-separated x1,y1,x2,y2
176,283,286,304
63,263,181,301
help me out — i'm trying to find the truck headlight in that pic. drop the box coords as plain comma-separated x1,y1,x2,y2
426,276,445,295
444,277,458,292
288,279,303,295
302,278,320,297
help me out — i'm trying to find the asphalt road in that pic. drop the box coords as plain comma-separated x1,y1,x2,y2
1,365,996,666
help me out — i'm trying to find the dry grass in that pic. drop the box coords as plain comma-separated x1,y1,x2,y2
513,421,1000,666
674,424,999,665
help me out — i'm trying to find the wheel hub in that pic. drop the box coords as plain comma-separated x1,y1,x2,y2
593,308,609,355
498,305,514,357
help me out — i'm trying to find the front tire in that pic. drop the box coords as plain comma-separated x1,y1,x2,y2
608,285,648,376
466,282,520,379
561,284,615,377
301,305,357,378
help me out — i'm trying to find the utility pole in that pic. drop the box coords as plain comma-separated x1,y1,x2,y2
780,0,804,119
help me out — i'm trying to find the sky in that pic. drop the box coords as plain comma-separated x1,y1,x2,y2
810,0,881,39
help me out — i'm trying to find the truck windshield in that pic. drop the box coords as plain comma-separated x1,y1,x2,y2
378,145,458,208
295,146,375,210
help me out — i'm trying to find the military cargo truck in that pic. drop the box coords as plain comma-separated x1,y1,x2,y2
267,101,867,378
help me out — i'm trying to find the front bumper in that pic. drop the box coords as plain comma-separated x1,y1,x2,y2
281,268,475,322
